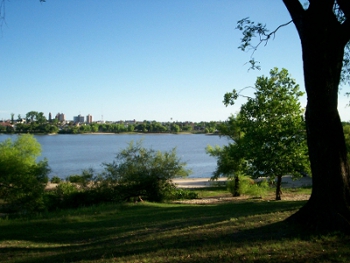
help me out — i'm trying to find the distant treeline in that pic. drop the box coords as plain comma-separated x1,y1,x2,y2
0,119,221,135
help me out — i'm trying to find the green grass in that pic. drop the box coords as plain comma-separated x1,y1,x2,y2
0,190,349,263
282,186,312,195
192,185,312,199
192,186,231,198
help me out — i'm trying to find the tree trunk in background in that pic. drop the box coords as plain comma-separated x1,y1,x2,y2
284,1,350,231
276,175,282,200
233,175,240,197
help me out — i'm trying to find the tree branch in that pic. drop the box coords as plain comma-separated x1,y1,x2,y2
337,0,350,42
337,0,350,19
236,17,293,70
341,19,350,42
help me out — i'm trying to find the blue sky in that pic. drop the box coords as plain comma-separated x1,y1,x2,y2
1,0,349,122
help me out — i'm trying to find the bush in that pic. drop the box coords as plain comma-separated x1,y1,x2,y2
0,135,49,212
66,174,86,184
170,188,199,200
227,175,269,198
50,176,61,184
55,182,79,196
44,182,80,210
100,140,191,202
66,168,94,188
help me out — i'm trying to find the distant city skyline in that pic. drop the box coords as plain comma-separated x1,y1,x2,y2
1,111,221,123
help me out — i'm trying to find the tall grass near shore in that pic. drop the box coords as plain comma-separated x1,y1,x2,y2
1,198,349,263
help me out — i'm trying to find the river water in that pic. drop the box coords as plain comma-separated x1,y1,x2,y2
0,134,229,179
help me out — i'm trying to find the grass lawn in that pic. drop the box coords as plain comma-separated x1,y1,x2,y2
0,188,349,263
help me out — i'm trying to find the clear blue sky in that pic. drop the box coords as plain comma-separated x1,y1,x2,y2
1,0,349,122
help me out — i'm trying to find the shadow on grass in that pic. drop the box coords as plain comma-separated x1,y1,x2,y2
0,201,349,263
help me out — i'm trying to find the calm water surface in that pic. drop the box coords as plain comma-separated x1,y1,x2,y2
0,134,229,178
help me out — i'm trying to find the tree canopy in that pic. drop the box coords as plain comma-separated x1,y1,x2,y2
209,68,309,200
0,135,49,212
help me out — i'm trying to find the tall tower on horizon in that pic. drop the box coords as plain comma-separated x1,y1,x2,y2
86,114,93,124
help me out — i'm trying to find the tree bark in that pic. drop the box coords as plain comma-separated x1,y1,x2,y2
283,0,350,232
233,175,240,197
276,175,282,200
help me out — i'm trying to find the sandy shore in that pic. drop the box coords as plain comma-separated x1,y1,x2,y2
172,177,227,188
174,175,312,188
46,176,311,190
45,178,225,190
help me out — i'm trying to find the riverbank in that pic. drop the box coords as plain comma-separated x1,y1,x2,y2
173,175,312,188
46,176,312,190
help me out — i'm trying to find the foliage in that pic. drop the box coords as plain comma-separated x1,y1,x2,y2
50,176,61,184
169,188,199,200
206,122,246,180
0,134,50,212
99,140,191,202
54,182,79,197
66,168,94,188
44,182,79,210
236,9,350,84
206,142,246,196
227,68,309,176
227,175,269,198
13,122,59,134
211,68,310,200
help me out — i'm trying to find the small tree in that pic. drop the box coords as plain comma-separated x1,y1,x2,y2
206,145,244,197
100,140,191,202
0,134,50,212
221,68,310,200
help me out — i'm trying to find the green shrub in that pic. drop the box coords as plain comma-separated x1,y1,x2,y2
100,140,191,202
0,135,49,213
66,168,94,188
227,175,269,198
170,188,199,200
44,182,80,210
66,174,85,183
50,176,61,184
55,182,79,196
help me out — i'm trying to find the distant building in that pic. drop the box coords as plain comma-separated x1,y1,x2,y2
55,113,65,122
49,112,52,122
74,114,84,123
125,119,136,125
86,114,93,124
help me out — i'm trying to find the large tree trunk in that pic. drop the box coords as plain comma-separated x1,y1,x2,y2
285,1,350,231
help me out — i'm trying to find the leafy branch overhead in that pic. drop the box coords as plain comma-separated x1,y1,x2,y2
236,17,293,70
236,4,350,85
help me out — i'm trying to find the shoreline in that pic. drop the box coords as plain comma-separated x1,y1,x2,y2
46,176,312,190
1,132,218,136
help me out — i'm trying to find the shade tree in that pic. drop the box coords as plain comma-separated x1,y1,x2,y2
236,0,350,231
